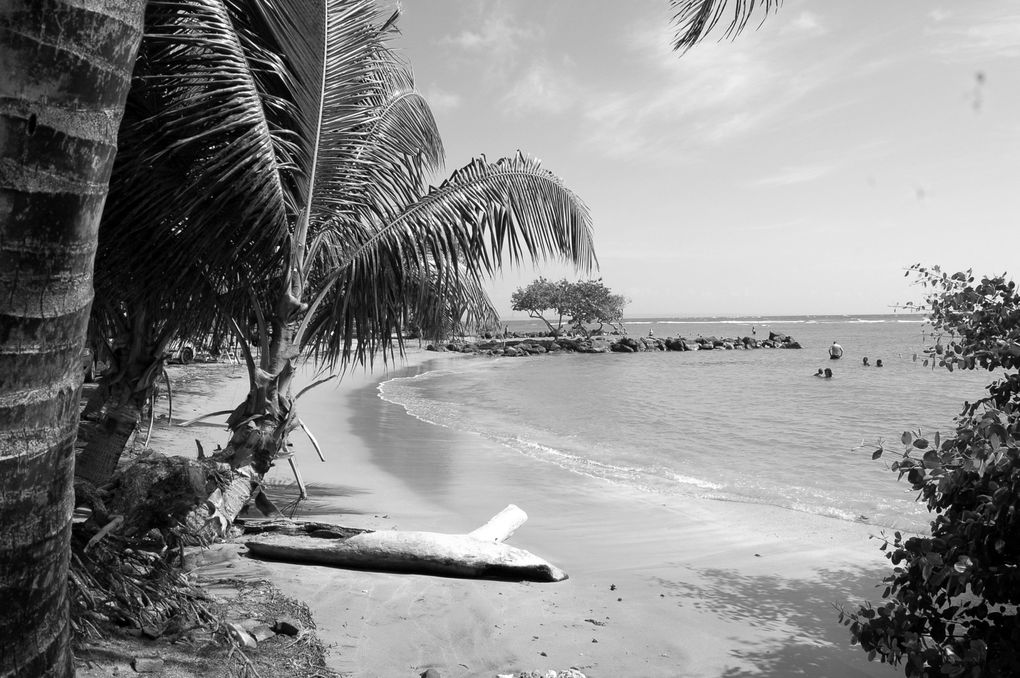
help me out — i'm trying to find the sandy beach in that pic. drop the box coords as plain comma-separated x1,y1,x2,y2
156,350,898,678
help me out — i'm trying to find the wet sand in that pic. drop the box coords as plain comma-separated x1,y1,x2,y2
163,351,899,678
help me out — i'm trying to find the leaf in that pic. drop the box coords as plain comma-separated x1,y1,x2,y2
669,0,781,53
901,431,914,446
872,448,883,460
912,438,929,449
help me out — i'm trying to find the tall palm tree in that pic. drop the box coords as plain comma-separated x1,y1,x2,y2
0,2,146,675
88,0,595,525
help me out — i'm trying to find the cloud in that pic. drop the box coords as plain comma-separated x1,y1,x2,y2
928,9,952,23
424,85,462,113
751,163,836,187
567,10,887,165
438,5,541,68
928,10,1020,59
574,22,831,162
500,59,579,115
787,12,827,36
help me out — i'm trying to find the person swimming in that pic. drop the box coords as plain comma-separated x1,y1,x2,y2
862,357,870,366
829,341,844,360
875,359,883,368
824,367,833,378
814,368,825,377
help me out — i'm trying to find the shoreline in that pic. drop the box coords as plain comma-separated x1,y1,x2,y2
155,351,898,677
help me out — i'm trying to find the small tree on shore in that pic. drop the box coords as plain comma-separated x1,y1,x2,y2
510,277,571,335
511,278,627,336
841,265,1020,677
565,279,628,336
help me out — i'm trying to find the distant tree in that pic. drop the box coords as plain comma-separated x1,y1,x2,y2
511,278,628,336
565,279,628,336
840,265,1020,677
510,277,571,335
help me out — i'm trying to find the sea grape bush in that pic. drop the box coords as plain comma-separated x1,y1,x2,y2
840,265,1020,677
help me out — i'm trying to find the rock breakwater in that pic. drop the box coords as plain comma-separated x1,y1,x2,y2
427,331,802,357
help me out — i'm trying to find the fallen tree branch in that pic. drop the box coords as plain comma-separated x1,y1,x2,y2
244,505,567,582
298,418,325,462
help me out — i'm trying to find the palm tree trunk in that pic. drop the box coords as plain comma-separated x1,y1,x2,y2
76,391,146,483
187,296,303,534
0,2,144,675
77,311,163,484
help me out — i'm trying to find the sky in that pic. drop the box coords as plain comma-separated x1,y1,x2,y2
387,1,1020,317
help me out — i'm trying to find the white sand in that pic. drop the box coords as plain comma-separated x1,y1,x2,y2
168,351,900,678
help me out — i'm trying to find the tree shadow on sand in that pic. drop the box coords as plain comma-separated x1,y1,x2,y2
658,564,900,678
256,479,373,518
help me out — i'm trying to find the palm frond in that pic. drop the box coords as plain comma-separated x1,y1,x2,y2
295,152,595,369
348,49,445,221
289,0,393,273
670,0,781,53
302,48,444,272
99,0,300,298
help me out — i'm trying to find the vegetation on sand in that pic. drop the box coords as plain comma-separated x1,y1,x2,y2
842,265,1020,677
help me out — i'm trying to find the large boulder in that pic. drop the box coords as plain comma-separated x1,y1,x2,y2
664,337,686,351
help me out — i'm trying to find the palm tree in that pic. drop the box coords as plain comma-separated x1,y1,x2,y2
87,0,595,526
0,1,146,675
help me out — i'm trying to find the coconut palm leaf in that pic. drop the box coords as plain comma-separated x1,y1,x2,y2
670,0,781,52
296,151,596,370
98,0,391,304
99,0,294,300
302,49,443,275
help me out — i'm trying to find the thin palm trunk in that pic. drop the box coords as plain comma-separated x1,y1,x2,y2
0,1,145,675
77,308,168,484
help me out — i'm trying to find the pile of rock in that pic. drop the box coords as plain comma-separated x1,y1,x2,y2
427,330,800,357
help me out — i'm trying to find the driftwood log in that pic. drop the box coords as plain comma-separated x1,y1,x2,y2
243,505,567,582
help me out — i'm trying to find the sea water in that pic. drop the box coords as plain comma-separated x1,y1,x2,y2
379,315,993,533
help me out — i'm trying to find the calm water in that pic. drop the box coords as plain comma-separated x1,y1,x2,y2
379,315,993,532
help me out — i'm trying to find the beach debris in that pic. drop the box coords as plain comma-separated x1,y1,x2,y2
225,622,257,648
496,671,586,678
244,505,569,582
583,618,606,626
468,504,528,543
131,656,164,673
84,515,124,552
72,506,93,524
609,584,616,591
251,624,275,642
272,617,303,636
238,618,261,632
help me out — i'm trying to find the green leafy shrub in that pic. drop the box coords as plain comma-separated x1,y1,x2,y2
840,265,1020,677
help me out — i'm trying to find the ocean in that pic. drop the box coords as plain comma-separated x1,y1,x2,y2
377,315,992,534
